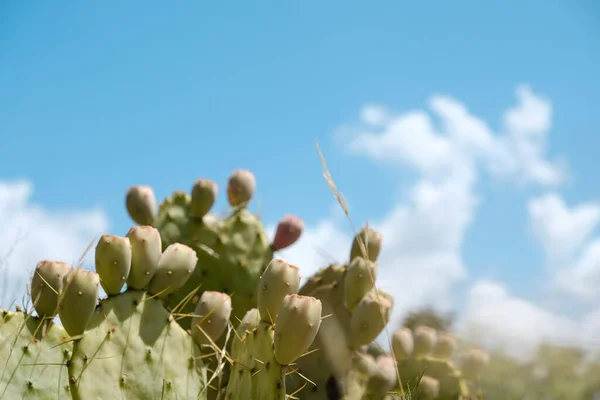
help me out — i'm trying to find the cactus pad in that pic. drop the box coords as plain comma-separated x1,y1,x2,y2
0,311,72,399
67,290,207,400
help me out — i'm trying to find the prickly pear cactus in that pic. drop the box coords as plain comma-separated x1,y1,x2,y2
225,260,323,400
125,170,304,329
64,227,216,400
385,326,488,400
0,225,240,400
288,226,395,399
0,310,72,399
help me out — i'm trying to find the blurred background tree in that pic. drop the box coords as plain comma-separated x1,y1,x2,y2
401,307,455,332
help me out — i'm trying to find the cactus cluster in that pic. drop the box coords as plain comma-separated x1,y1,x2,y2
125,169,304,330
286,226,396,399
1,165,493,400
225,259,323,400
385,325,489,399
1,225,230,399
0,225,325,400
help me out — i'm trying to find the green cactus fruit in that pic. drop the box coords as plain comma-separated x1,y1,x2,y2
372,355,398,395
354,353,397,398
272,215,304,251
126,185,157,226
350,226,382,262
227,169,256,207
433,332,456,361
190,179,218,219
57,269,100,337
148,243,198,297
414,326,437,357
126,225,162,290
94,234,132,295
349,289,394,349
257,259,301,323
30,260,70,318
273,294,322,366
0,310,72,399
191,291,232,348
417,375,440,399
231,307,260,357
343,257,377,312
391,327,414,361
67,291,207,400
460,348,489,381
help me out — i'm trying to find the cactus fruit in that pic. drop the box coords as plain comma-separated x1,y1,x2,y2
94,234,132,295
57,269,100,337
257,259,301,323
273,294,322,366
126,225,162,290
125,185,157,226
353,353,398,399
0,310,72,399
147,243,198,297
272,215,304,252
460,348,489,381
344,257,377,312
30,260,70,318
190,179,218,219
413,325,437,357
191,291,233,347
349,289,394,349
227,169,256,207
417,376,440,399
391,327,414,361
350,226,382,262
124,169,304,330
433,332,456,361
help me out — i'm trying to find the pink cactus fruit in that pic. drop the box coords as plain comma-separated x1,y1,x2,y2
272,214,304,251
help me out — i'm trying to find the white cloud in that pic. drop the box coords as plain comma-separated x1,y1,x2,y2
360,104,390,127
528,193,600,301
528,193,600,263
0,180,109,308
462,280,600,359
555,238,600,300
344,84,565,187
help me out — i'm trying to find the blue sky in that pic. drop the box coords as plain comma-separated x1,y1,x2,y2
1,1,600,354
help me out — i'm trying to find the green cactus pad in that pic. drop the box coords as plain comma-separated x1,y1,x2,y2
156,191,273,328
67,290,207,400
250,323,286,400
397,356,470,399
0,310,72,400
226,321,286,400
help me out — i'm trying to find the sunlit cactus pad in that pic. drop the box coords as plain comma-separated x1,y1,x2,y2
67,290,207,400
0,310,71,400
